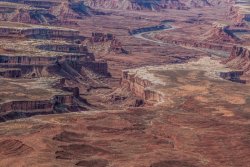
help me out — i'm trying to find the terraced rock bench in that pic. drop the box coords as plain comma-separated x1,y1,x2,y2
0,68,21,78
0,22,80,39
0,77,81,121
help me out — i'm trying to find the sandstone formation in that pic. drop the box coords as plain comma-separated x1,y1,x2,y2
230,0,250,24
87,32,128,54
0,0,248,166
122,70,164,103
0,23,80,39
0,77,78,121
204,23,241,43
0,18,110,120
224,46,250,74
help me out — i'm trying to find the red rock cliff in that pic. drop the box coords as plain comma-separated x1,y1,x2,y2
224,46,250,74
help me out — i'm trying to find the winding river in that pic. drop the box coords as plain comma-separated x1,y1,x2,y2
132,23,230,57
132,23,175,45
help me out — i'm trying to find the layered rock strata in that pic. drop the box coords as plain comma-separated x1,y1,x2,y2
0,77,79,121
0,24,80,39
122,70,164,103
89,32,128,54
0,19,110,121
0,22,109,76
231,0,250,24
205,23,241,43
224,46,250,73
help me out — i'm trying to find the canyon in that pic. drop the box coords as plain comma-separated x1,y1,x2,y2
0,0,249,167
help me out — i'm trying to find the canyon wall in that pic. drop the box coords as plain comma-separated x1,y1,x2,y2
0,26,80,39
82,61,109,76
122,71,164,103
0,95,76,117
0,54,93,66
36,44,89,53
0,77,81,121
0,5,111,121
205,24,241,43
89,32,128,54
224,46,250,74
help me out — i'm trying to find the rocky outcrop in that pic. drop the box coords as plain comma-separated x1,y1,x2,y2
91,33,115,42
230,1,250,24
23,28,80,39
0,6,111,122
219,71,246,83
0,100,54,113
0,24,110,75
11,8,58,24
82,61,109,76
205,23,241,43
0,1,59,24
50,0,97,21
122,71,164,103
68,0,94,16
0,77,82,121
89,32,128,54
224,46,250,74
0,94,77,121
0,56,109,78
